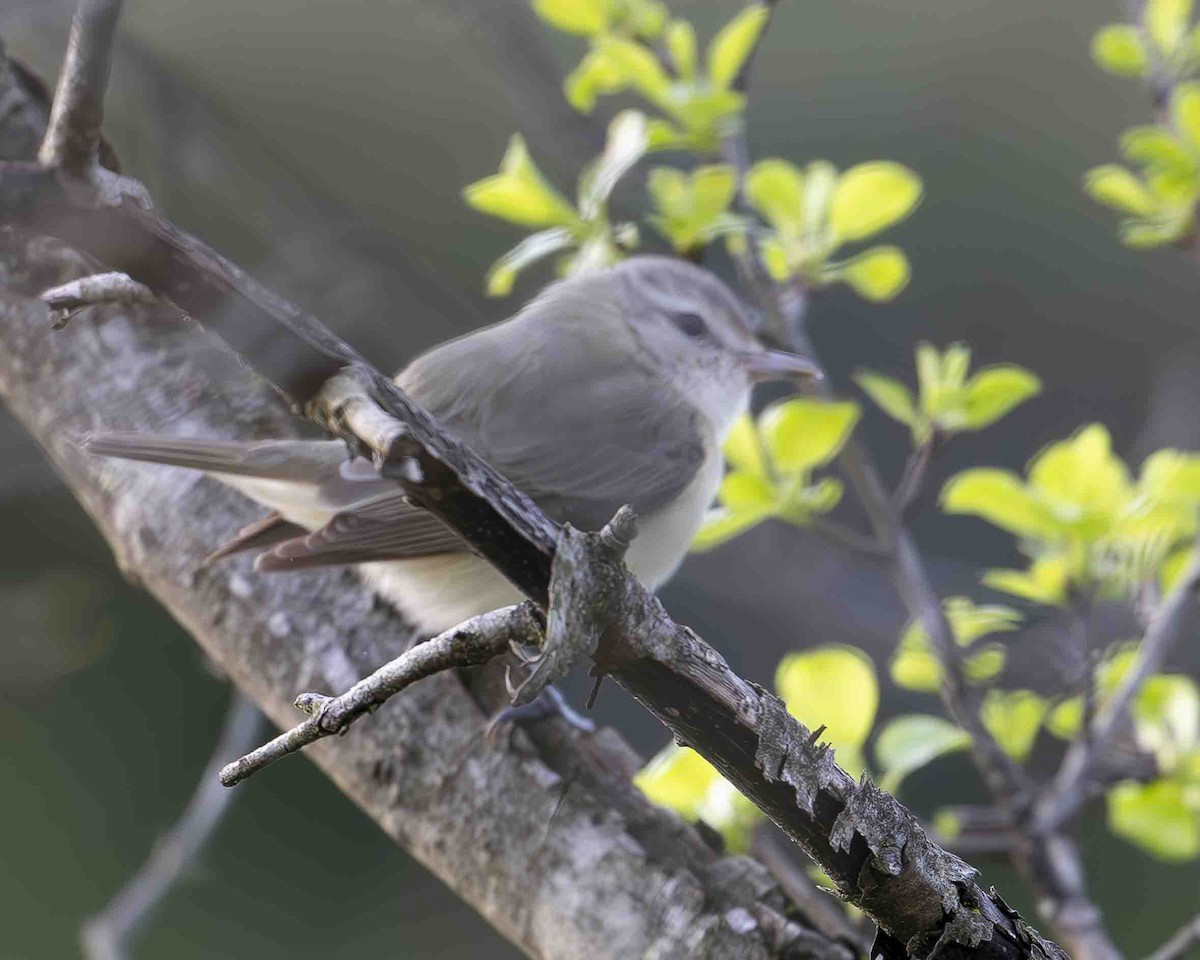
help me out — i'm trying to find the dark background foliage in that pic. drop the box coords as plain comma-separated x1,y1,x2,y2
1,0,1197,956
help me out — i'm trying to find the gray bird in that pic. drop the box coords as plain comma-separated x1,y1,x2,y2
86,257,819,634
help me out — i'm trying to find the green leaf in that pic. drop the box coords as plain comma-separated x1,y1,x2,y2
837,246,911,301
579,110,648,219
1122,127,1196,178
634,744,762,852
594,35,673,104
890,641,943,692
1084,164,1158,217
532,0,614,35
484,227,575,296
691,506,770,552
961,365,1042,429
646,164,739,252
1091,24,1150,76
759,234,792,280
1135,674,1200,766
564,49,627,113
1108,779,1200,860
1121,217,1191,248
854,370,919,429
981,689,1048,761
760,399,861,472
1029,424,1132,530
966,645,1007,683
775,645,879,777
706,4,771,90
744,159,805,235
1047,697,1083,739
828,162,923,244
719,470,776,510
722,413,767,475
1172,82,1200,153
1147,0,1194,55
464,135,580,228
666,19,698,80
874,714,971,793
982,554,1071,606
941,468,1055,539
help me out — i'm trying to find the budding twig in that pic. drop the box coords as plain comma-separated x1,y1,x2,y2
220,604,541,786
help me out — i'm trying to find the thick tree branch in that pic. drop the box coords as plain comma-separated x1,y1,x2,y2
0,7,1070,958
0,40,844,960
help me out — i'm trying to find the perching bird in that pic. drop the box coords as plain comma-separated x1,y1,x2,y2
86,257,819,634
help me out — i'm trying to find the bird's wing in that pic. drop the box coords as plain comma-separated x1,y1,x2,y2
256,496,464,570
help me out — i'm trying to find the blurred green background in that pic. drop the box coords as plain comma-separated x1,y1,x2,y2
2,0,1199,956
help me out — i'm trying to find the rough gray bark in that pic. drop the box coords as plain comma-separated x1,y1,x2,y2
0,44,842,960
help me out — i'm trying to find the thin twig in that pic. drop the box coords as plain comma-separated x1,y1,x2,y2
80,689,263,960
41,270,154,328
38,0,122,175
1035,544,1200,835
808,515,891,559
1144,910,1200,960
220,604,541,786
892,433,938,519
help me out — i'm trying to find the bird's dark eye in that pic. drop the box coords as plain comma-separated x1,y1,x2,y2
673,312,710,339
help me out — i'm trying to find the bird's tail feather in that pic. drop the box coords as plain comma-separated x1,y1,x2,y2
80,432,346,482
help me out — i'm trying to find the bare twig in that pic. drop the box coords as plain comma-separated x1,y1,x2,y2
41,269,153,327
808,516,892,559
37,0,122,175
1144,910,1200,960
221,604,540,786
892,434,939,519
750,827,870,953
80,689,263,960
1035,545,1200,835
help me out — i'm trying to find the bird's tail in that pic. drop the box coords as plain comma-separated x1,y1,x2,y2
79,432,347,481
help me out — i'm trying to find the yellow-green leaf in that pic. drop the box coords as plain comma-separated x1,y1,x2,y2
464,135,580,228
981,689,1047,761
760,398,861,472
666,19,698,80
722,413,767,475
854,370,919,428
941,468,1054,539
838,246,911,302
484,228,575,296
595,35,673,104
707,4,771,89
1147,0,1194,54
720,470,777,510
1047,697,1083,739
1084,164,1158,216
634,744,763,852
1028,424,1132,526
745,159,805,235
829,162,923,244
691,506,770,551
891,641,943,692
775,645,879,776
532,0,614,35
982,554,1071,606
1172,82,1200,153
1092,24,1150,76
1108,779,1200,860
961,365,1041,429
564,49,628,113
874,714,971,793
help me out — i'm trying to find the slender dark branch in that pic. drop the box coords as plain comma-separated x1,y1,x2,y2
1035,545,1200,835
80,689,263,960
892,433,939,519
38,0,123,175
221,604,540,786
808,515,892,559
1144,910,1200,960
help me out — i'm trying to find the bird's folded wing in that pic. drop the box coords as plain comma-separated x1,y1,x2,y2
255,495,467,570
